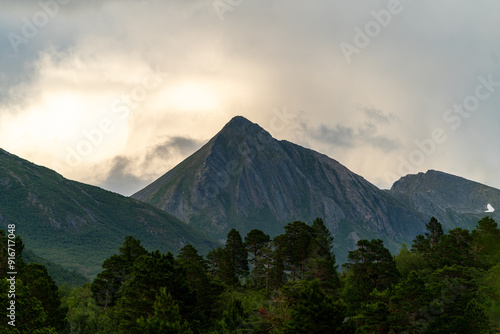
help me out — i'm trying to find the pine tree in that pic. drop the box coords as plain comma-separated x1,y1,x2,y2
252,241,276,289
19,263,68,331
283,280,352,334
207,247,238,286
412,217,446,268
91,236,147,308
388,271,431,333
275,221,315,281
308,218,339,288
343,239,400,312
137,287,193,334
425,217,444,248
472,216,500,268
432,228,474,268
226,229,249,277
177,244,224,321
0,229,25,277
244,229,270,270
116,251,197,333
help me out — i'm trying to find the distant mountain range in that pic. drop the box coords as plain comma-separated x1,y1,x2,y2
0,149,219,279
133,116,499,263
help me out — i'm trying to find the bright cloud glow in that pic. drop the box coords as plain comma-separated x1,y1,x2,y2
155,82,221,112
0,1,499,195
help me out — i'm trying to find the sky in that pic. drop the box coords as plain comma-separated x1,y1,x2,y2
1,0,499,196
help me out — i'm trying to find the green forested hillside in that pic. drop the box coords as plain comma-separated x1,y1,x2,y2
23,249,88,286
2,216,497,333
0,149,219,278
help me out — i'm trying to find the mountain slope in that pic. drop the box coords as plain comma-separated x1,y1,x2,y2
132,116,428,262
388,170,499,230
23,249,89,286
0,149,219,278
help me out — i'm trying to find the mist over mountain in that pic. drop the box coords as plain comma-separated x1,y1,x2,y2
0,148,219,278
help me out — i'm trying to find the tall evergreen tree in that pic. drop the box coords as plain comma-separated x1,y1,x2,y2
116,251,197,333
308,218,339,288
343,239,400,312
19,263,68,332
91,236,147,308
252,241,278,289
137,287,193,334
275,221,315,281
426,216,444,248
207,247,238,286
226,229,249,277
472,216,500,268
177,244,224,322
412,217,446,268
0,229,25,277
244,229,270,270
431,228,474,268
283,280,353,334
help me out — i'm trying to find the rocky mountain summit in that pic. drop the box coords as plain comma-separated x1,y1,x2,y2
133,116,432,261
388,170,499,231
133,116,500,262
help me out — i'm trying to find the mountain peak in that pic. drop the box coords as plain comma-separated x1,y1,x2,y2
220,115,265,134
213,116,274,148
225,115,254,128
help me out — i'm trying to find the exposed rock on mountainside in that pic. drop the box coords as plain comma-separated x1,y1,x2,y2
388,170,499,230
132,116,429,262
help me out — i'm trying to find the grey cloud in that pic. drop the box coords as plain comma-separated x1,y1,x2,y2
306,122,400,152
143,137,204,163
363,108,397,124
98,137,204,195
99,156,147,196
2,0,500,193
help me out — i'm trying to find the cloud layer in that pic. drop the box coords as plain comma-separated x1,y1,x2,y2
1,0,500,195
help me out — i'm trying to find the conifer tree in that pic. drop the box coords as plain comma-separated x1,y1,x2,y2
283,280,352,334
91,236,147,308
19,263,68,332
137,287,193,334
244,229,270,270
207,247,238,286
177,244,224,321
275,221,315,280
116,251,197,333
308,218,339,288
472,216,500,268
343,239,400,312
226,229,249,277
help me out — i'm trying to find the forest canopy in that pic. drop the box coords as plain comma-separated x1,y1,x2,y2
0,216,499,333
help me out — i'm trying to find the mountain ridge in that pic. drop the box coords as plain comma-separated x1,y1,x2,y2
132,116,433,262
388,169,499,230
0,148,219,278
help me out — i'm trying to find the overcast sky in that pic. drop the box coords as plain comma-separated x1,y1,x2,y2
1,0,499,196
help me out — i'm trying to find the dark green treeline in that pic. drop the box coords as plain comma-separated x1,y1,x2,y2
1,216,499,333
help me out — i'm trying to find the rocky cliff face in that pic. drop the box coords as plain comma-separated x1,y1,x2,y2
388,170,499,230
132,116,428,262
132,117,500,262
